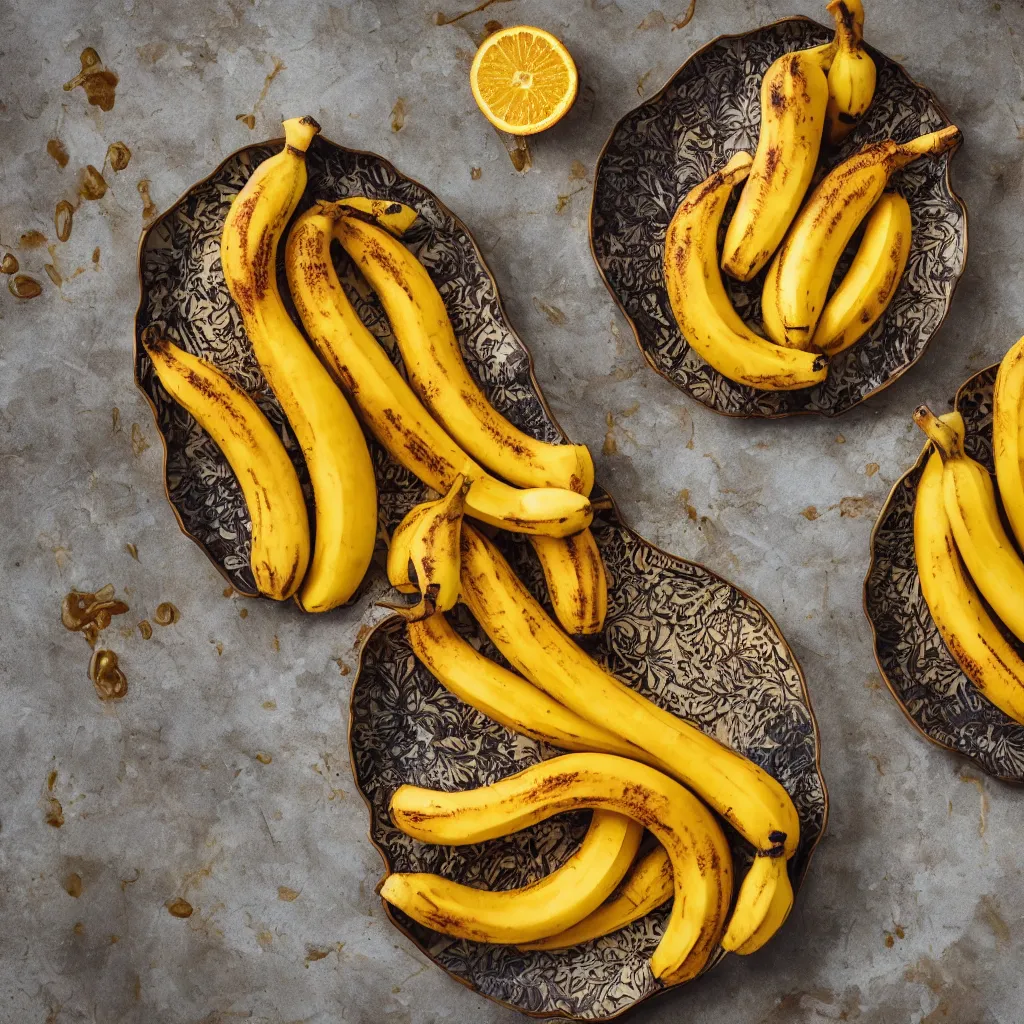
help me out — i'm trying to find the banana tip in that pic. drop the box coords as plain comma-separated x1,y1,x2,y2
140,328,169,355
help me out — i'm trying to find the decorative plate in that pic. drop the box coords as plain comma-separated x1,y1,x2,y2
590,17,967,419
865,364,1024,782
135,136,567,595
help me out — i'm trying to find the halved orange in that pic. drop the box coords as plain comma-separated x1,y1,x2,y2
470,26,579,136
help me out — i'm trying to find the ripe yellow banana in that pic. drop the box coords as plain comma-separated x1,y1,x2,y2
811,192,911,355
721,853,793,953
220,117,376,612
519,844,673,951
459,523,800,947
406,612,654,761
721,46,833,282
762,125,960,350
381,809,642,944
143,335,310,600
334,214,594,495
380,478,468,621
915,406,1024,644
732,858,795,955
284,205,593,539
529,529,608,636
994,336,1024,551
663,152,828,391
390,752,733,983
387,503,432,594
825,0,876,144
913,412,1024,725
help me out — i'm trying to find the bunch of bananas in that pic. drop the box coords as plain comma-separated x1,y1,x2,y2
377,519,804,979
912,337,1024,724
663,0,961,392
146,116,600,620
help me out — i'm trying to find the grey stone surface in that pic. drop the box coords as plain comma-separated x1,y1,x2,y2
1,0,1023,1021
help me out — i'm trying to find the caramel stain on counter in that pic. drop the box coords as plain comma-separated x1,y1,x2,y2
637,10,668,29
45,772,64,827
602,412,617,456
92,247,101,266
78,165,108,201
979,895,1010,945
673,0,697,29
678,489,698,521
165,897,193,918
959,770,989,836
866,462,880,476
532,297,566,325
555,184,587,213
255,752,272,765
222,586,234,598
72,921,85,935
470,166,482,180
89,649,128,700
55,201,74,242
154,602,180,626
130,422,149,455
106,141,131,172
137,180,158,224
305,946,331,964
125,543,138,561
9,275,42,298
236,57,285,130
64,48,119,110
62,585,129,647
44,264,63,288
263,700,277,710
333,658,351,676
1,253,19,274
138,620,152,640
112,407,121,432
239,608,248,619
65,873,83,897
20,230,47,248
801,505,820,521
434,0,513,26
47,138,70,167
278,886,300,901
391,98,407,132
836,495,877,519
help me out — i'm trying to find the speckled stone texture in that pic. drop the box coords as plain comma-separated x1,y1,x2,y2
1,1,1023,1021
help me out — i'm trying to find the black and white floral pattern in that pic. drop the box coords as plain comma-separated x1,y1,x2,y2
136,133,828,1019
351,512,828,1020
591,17,966,419
865,365,1024,782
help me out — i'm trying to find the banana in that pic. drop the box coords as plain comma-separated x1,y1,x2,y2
143,335,310,600
913,412,1024,725
762,125,961,350
380,810,643,944
284,205,593,539
721,853,793,953
914,406,1024,644
220,117,376,612
519,844,673,951
334,214,594,495
529,529,608,636
721,46,833,282
994,335,1024,551
810,193,911,355
406,612,654,761
336,196,418,237
386,504,433,594
663,152,828,391
389,752,733,983
825,0,876,144
459,523,800,947
380,478,468,621
732,858,795,955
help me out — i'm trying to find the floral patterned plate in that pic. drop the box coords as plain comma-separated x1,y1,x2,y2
590,17,967,419
864,365,1024,782
135,132,828,1018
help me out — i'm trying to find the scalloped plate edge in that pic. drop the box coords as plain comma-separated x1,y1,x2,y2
587,14,969,421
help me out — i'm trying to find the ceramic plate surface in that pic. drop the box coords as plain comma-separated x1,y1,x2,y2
135,133,828,1018
865,365,1024,782
591,17,966,419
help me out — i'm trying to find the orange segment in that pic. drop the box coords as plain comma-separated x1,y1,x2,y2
470,26,579,136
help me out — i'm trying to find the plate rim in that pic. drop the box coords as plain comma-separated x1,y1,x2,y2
347,496,830,1022
587,14,969,421
862,361,1024,784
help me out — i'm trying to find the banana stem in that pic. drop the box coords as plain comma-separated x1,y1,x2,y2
896,125,962,162
282,115,321,153
827,0,864,44
913,404,964,461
